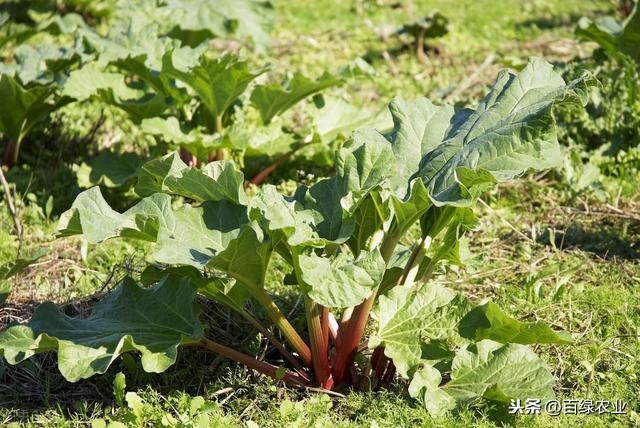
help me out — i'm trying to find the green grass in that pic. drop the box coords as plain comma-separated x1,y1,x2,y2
2,0,640,426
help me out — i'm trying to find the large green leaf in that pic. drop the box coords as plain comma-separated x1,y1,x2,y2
62,63,140,101
346,192,389,256
298,249,385,308
208,223,271,288
74,150,144,188
409,341,555,417
343,58,593,211
0,74,60,144
153,200,247,268
310,96,392,143
63,63,171,120
56,187,175,243
163,54,265,120
369,284,465,378
140,265,250,315
371,283,572,378
80,19,179,71
0,248,48,304
0,276,203,382
135,152,248,205
250,182,354,248
1,43,80,85
293,177,355,244
251,71,342,124
414,58,593,206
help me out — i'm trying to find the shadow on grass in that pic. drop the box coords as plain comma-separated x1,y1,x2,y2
537,222,639,260
515,13,583,31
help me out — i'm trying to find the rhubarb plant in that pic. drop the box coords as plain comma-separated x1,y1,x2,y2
64,19,342,181
0,58,594,416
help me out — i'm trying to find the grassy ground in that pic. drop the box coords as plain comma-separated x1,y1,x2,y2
2,0,639,426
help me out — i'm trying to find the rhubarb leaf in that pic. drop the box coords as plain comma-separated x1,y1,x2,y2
409,341,555,417
369,284,464,377
140,265,250,315
140,117,219,157
56,187,175,243
135,153,248,205
299,250,385,308
310,96,392,143
208,223,271,288
160,0,275,50
251,71,342,124
371,284,572,378
153,200,247,268
413,58,594,206
75,150,144,188
164,54,265,120
62,63,139,101
0,276,203,382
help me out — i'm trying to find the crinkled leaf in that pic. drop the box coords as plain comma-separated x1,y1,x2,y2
410,341,555,417
224,117,294,155
248,185,318,247
74,151,143,188
345,59,593,213
2,44,80,85
413,58,594,206
336,129,397,209
408,364,456,417
80,19,179,71
250,180,354,248
458,302,574,345
372,284,571,379
370,284,466,377
299,249,385,308
0,248,48,304
0,276,203,382
140,117,219,157
164,53,265,120
135,152,248,205
63,63,169,120
293,177,355,244
251,72,342,124
346,192,389,256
